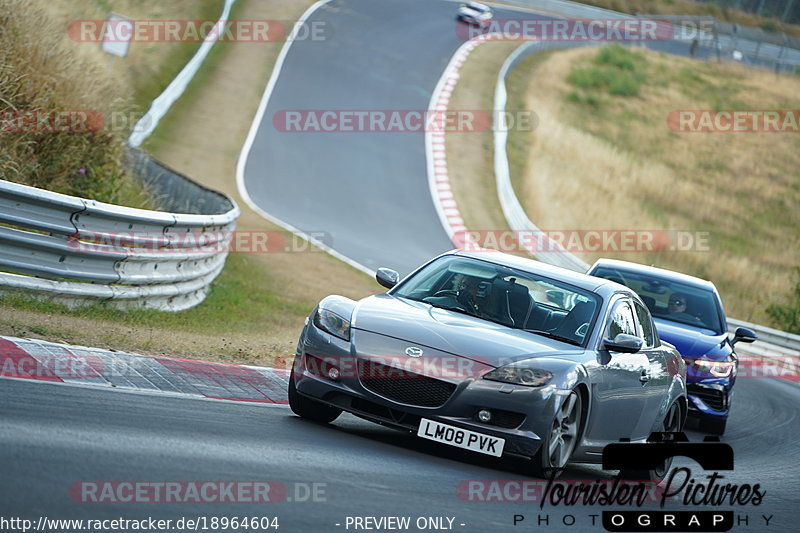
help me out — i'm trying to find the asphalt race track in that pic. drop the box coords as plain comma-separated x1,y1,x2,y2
3,1,799,531
238,0,778,275
1,376,798,531
240,0,587,275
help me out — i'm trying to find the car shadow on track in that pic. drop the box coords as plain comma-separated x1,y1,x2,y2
286,413,715,481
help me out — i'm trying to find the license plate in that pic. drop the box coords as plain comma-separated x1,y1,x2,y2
417,419,505,457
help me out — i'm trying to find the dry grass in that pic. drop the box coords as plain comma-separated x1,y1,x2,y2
0,0,377,367
510,45,800,324
0,0,132,202
0,0,220,205
143,0,378,361
37,0,223,110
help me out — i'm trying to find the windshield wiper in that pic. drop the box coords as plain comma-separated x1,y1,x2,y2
523,329,582,346
432,304,477,317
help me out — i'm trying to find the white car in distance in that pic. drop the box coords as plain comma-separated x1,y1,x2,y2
457,2,493,28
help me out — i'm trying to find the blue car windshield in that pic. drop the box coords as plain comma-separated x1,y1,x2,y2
592,267,724,333
394,256,600,346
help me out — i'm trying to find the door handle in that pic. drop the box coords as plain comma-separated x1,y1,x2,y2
639,370,651,383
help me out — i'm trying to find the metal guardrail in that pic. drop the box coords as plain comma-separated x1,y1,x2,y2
635,14,800,73
0,150,239,311
728,318,800,353
500,1,800,72
493,40,592,273
0,0,242,311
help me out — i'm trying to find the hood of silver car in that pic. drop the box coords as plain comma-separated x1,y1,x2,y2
352,294,583,367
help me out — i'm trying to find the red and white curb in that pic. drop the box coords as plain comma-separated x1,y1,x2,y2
0,336,290,404
426,35,500,250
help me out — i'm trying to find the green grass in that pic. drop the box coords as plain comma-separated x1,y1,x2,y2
566,45,646,99
1,253,309,336
129,0,224,112
143,0,245,153
0,0,376,364
766,268,800,334
503,43,800,325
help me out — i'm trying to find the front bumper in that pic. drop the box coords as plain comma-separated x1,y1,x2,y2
296,369,558,458
686,381,730,418
294,327,563,459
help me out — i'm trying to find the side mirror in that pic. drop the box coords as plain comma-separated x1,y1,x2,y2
603,334,643,353
731,327,757,346
376,267,399,289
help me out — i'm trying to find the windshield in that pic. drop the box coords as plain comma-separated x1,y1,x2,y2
591,266,724,333
394,255,600,346
466,2,490,13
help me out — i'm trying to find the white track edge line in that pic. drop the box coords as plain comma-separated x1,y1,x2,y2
234,0,375,277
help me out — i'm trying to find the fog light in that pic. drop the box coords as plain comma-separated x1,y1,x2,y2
477,409,492,423
328,367,340,380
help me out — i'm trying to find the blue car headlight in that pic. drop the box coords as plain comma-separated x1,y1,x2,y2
683,357,734,378
483,362,553,387
313,308,351,341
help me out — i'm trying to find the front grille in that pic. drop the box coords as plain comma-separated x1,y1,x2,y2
358,359,457,408
350,397,422,428
688,384,726,411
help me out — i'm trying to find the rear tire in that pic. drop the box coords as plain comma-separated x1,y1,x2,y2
528,390,582,479
288,369,341,424
621,402,683,483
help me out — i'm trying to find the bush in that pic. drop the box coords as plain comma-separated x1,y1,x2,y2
0,0,150,207
595,44,642,71
766,268,800,334
567,67,614,89
761,20,779,33
566,91,601,107
609,72,642,96
566,45,645,99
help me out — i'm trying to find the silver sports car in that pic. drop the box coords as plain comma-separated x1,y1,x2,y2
289,251,687,479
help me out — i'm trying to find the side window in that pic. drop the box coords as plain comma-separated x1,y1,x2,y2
634,302,657,347
607,300,637,339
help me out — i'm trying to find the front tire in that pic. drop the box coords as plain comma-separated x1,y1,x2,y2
528,390,582,479
288,369,341,424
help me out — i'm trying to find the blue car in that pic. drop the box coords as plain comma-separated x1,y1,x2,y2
587,259,756,435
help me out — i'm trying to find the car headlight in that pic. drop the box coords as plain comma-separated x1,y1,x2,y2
313,308,351,341
483,363,553,387
683,357,733,378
